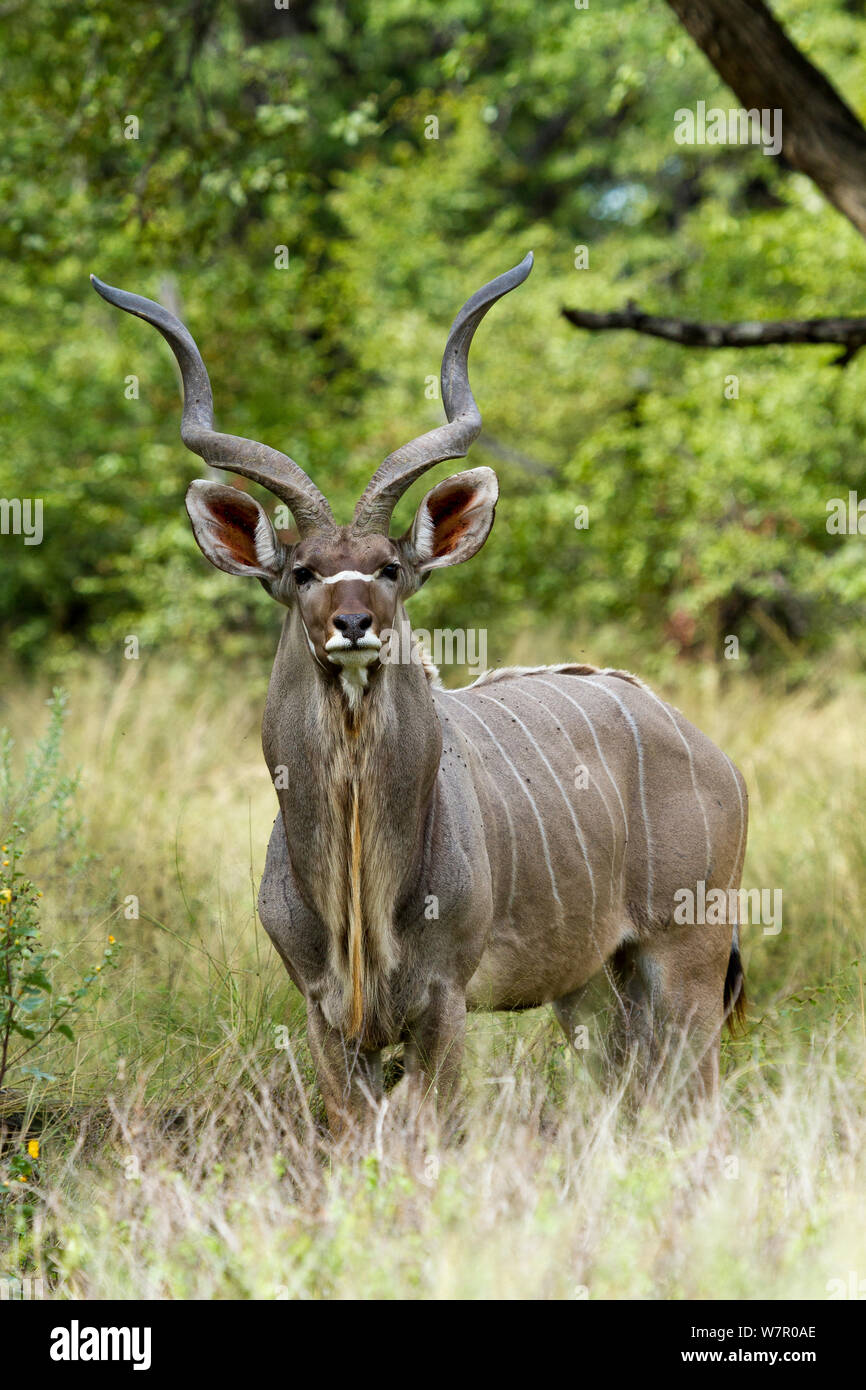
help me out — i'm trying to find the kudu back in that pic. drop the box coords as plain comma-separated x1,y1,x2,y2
92,255,747,1131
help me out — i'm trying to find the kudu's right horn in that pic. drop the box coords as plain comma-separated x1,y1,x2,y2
90,275,335,538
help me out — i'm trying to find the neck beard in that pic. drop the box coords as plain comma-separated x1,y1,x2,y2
306,674,400,1043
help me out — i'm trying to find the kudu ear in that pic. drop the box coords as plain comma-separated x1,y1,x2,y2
185,480,285,582
402,467,499,574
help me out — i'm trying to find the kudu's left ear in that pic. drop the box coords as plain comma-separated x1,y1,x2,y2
402,467,499,574
185,480,286,583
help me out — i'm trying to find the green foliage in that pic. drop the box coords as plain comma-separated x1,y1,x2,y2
0,693,119,1096
3,0,866,672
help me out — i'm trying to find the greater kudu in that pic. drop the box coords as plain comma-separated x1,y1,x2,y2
91,255,747,1131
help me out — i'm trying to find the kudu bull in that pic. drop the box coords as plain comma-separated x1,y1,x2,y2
91,254,747,1131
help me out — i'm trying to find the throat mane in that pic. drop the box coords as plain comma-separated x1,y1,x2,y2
337,661,371,713
308,681,399,1040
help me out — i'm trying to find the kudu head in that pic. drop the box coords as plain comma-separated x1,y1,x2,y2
90,253,532,701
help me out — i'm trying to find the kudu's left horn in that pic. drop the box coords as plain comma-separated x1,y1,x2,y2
351,251,533,536
90,275,335,537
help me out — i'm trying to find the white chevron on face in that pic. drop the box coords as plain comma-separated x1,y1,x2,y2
316,569,380,585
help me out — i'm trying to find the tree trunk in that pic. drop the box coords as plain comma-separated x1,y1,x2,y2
666,0,866,240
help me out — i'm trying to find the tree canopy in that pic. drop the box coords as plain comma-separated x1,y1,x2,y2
3,0,866,674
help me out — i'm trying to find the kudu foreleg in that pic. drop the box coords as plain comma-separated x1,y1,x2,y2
306,1002,384,1138
401,985,467,1125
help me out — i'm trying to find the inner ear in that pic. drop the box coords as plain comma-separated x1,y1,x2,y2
185,480,284,580
406,467,499,572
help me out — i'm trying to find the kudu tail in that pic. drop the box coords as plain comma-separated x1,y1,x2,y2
723,928,747,1034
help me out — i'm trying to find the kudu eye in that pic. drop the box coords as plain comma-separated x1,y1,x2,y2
380,563,400,581
293,566,314,587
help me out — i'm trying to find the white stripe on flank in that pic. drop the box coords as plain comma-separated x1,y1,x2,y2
724,753,746,893
534,678,629,839
476,691,597,922
494,683,626,979
445,693,564,915
532,677,632,978
636,685,711,881
453,720,518,922
585,676,655,922
498,788,519,924
520,685,620,905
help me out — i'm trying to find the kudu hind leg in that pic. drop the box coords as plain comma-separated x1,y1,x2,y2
600,943,658,1099
611,928,730,1108
401,985,467,1128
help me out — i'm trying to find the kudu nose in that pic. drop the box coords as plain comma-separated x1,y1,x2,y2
332,612,373,645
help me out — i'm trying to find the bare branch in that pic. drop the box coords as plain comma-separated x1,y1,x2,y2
481,434,558,479
563,6,866,364
561,302,866,365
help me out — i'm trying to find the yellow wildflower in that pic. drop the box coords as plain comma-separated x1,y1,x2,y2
108,935,116,945
18,1175,26,1182
0,889,11,902
27,1139,39,1160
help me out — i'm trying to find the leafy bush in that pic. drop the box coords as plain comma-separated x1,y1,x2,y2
0,693,118,1096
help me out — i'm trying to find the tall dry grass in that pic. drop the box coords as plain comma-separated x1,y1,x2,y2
1,651,865,1299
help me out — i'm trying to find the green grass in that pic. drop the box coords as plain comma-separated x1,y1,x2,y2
1,652,865,1299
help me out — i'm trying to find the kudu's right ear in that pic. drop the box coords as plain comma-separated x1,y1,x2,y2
185,480,286,583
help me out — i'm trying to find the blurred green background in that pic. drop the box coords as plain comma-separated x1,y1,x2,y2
2,0,866,677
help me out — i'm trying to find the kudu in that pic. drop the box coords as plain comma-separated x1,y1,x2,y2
91,254,747,1132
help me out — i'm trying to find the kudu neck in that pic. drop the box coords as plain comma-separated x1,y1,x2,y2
262,605,443,838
